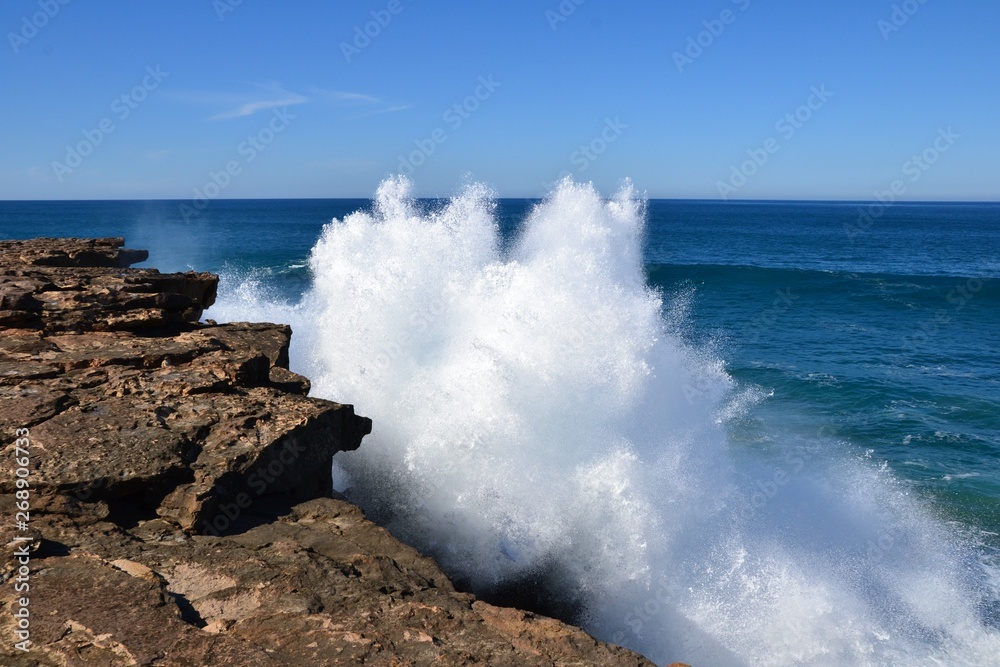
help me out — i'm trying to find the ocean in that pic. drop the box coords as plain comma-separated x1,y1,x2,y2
2,179,998,666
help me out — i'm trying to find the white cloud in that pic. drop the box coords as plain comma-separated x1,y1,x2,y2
209,84,309,120
307,87,381,105
354,103,414,118
164,83,401,121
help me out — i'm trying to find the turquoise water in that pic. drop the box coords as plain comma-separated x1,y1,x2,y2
3,192,999,664
644,201,1000,543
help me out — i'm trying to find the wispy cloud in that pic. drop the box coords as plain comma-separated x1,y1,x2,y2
165,83,402,121
352,103,414,119
162,83,308,121
208,83,309,120
307,87,381,105
210,95,308,120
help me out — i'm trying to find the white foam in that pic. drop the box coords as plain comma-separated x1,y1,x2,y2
210,177,1000,667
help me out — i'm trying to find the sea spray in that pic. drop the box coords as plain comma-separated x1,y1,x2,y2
210,177,1000,666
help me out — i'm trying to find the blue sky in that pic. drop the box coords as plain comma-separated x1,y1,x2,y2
1,0,997,200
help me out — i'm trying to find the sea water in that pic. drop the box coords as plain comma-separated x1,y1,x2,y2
2,181,998,665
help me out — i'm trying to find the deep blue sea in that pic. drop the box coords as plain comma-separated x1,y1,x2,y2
3,187,999,665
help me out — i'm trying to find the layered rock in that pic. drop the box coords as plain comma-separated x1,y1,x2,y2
0,238,660,666
0,237,215,331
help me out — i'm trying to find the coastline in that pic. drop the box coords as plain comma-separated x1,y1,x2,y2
0,237,666,666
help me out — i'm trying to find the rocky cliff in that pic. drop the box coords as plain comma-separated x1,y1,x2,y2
0,238,665,666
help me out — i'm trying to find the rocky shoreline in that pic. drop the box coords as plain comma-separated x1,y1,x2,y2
0,238,669,666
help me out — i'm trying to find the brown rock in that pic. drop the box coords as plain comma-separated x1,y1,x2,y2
0,237,216,332
1,499,656,666
0,324,371,533
0,553,282,666
1,237,149,268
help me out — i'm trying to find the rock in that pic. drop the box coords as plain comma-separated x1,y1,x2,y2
0,324,371,534
1,552,282,666
0,238,659,666
0,237,216,332
0,237,149,268
1,499,656,666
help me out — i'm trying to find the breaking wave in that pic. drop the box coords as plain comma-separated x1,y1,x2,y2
210,177,1000,666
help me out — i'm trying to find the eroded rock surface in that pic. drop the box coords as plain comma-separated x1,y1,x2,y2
0,237,215,332
0,238,658,666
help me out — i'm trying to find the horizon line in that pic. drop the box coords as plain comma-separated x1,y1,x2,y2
1,196,998,205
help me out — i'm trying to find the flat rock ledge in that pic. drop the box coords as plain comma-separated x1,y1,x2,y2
0,238,664,666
